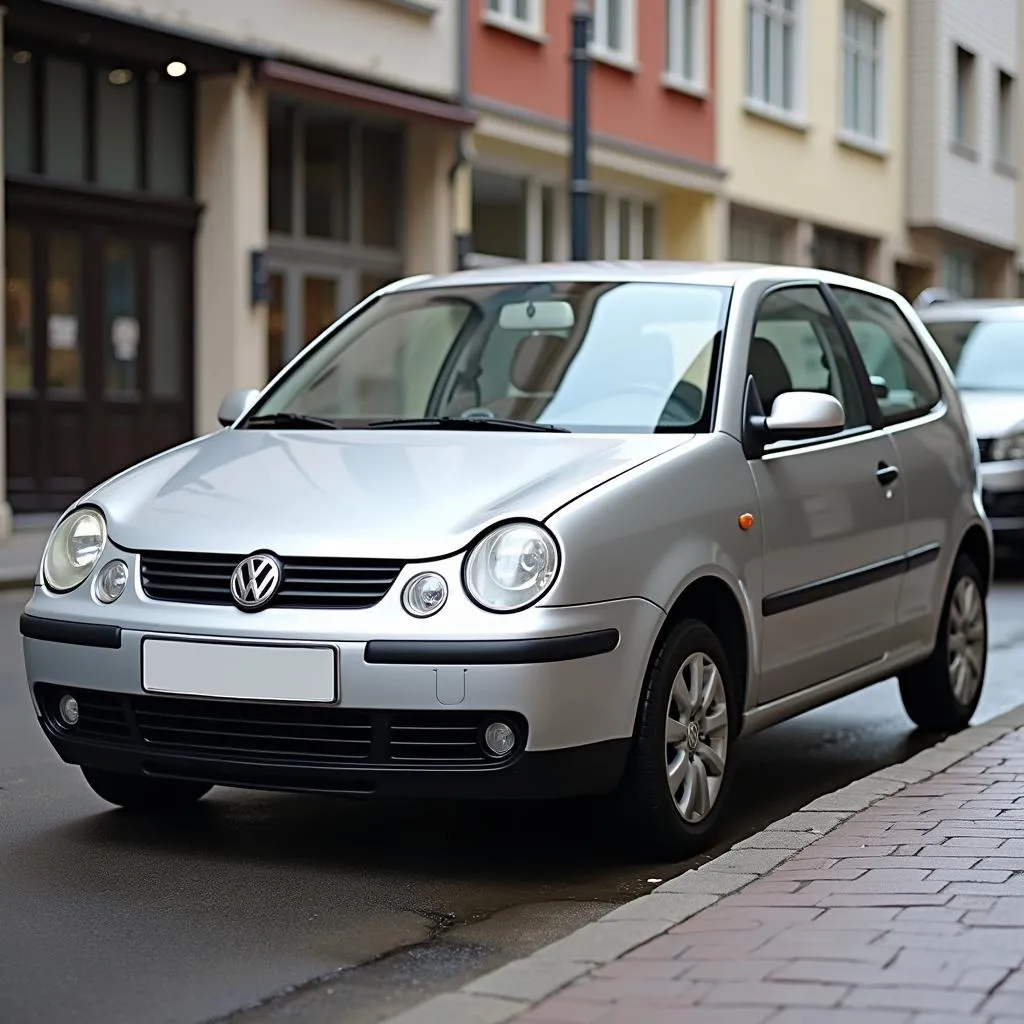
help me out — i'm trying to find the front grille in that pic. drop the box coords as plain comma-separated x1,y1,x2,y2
36,685,525,769
139,550,404,609
977,437,995,462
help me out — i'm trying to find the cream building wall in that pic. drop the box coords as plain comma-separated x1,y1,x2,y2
65,0,459,99
717,0,906,283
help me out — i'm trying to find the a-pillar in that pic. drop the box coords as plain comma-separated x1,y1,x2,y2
194,61,268,436
0,5,12,539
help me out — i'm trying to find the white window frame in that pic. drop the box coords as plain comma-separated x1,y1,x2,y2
664,0,707,95
466,162,658,267
588,191,660,260
745,0,805,122
482,0,544,37
590,0,637,67
840,0,885,148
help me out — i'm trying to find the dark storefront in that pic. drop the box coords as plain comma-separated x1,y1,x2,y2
3,1,242,512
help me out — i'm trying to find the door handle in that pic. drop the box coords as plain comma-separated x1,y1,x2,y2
876,462,900,486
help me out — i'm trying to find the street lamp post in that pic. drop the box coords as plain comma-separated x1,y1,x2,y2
569,0,592,261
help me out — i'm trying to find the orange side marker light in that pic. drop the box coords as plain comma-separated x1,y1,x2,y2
738,512,755,531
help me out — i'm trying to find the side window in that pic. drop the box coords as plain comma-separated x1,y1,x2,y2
750,286,868,430
831,287,942,424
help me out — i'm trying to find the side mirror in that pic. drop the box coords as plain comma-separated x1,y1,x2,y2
869,375,889,399
764,391,846,440
217,388,260,427
742,377,845,459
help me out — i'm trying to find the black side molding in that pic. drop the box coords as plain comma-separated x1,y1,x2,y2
20,613,122,650
364,628,620,666
763,544,941,618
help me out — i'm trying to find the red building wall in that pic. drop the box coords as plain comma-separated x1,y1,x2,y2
469,0,716,164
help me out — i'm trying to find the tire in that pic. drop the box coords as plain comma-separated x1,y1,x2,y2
898,553,987,733
616,619,739,860
81,768,212,811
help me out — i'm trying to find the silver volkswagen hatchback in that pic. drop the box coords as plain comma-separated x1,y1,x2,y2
21,262,991,857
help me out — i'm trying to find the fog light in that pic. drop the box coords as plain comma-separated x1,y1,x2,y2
402,572,448,617
94,559,129,603
58,694,79,727
483,721,516,757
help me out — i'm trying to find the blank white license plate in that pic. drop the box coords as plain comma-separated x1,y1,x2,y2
141,639,337,703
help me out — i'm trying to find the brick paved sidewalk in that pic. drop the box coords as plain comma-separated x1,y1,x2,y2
386,716,1024,1024
518,726,1024,1024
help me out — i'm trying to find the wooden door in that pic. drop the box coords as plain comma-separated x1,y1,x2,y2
5,191,194,512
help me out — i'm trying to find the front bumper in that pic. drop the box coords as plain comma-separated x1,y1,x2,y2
980,460,1024,543
32,681,630,799
21,575,662,799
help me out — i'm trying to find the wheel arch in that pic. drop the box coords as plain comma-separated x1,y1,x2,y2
955,523,993,596
645,574,753,717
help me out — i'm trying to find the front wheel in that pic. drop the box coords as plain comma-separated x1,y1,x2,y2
616,619,737,860
898,553,987,733
82,768,212,811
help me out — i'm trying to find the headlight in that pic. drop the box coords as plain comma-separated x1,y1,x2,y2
42,507,107,593
991,433,1024,461
464,522,560,612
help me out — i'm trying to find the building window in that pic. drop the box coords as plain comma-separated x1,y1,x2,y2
841,1,883,142
3,46,190,196
997,70,1015,168
729,207,789,263
954,46,976,150
267,100,403,252
746,0,802,115
591,0,635,62
484,0,542,32
266,100,405,369
814,226,870,279
468,171,656,265
943,250,977,298
665,0,705,90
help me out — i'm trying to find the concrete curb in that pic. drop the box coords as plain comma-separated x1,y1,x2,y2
378,704,1024,1024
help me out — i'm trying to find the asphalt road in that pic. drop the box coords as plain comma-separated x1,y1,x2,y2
4,571,1024,1024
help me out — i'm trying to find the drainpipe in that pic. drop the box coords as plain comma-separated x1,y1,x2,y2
569,0,592,260
450,0,473,270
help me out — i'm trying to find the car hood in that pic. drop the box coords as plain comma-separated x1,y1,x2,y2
85,428,693,559
958,390,1024,439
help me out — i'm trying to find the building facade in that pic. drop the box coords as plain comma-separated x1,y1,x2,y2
905,0,1019,300
718,0,907,287
1,0,471,527
464,0,726,268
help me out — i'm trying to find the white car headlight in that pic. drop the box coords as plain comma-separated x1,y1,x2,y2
464,522,560,612
42,507,107,593
991,433,1024,461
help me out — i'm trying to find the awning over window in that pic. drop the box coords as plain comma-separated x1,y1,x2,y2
258,60,476,130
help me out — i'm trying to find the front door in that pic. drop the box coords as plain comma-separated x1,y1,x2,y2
746,285,906,705
5,203,192,512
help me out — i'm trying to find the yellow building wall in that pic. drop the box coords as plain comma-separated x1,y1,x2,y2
717,0,906,243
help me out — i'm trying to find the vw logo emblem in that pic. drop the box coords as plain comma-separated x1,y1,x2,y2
230,553,283,611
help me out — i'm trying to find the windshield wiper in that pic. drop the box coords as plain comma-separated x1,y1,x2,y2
366,416,569,433
243,412,341,430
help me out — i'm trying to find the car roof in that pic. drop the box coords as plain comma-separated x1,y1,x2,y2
384,260,903,298
916,298,1024,323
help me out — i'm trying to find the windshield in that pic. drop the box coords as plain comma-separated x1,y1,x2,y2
926,319,1024,391
244,281,731,433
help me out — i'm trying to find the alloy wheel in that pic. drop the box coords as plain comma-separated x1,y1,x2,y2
948,575,985,705
665,651,729,825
